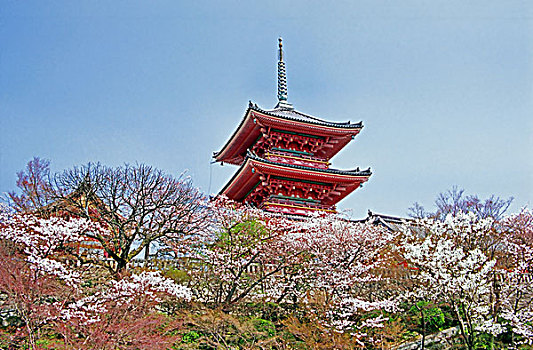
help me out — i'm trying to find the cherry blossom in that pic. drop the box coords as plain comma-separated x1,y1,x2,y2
399,211,533,348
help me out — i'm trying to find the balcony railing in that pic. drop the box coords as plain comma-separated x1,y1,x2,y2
260,195,334,211
265,149,329,169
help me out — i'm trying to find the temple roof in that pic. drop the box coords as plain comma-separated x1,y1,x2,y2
353,210,412,232
214,103,363,165
220,152,371,206
257,104,362,128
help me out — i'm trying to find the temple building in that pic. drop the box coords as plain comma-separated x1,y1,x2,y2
214,38,371,216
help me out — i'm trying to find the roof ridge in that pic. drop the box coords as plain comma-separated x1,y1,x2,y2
367,210,411,222
254,104,363,128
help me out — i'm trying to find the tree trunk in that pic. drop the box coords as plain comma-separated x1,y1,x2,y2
415,303,426,350
144,243,150,267
116,258,128,273
453,302,472,350
421,307,426,350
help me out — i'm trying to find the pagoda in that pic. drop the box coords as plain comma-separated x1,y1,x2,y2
213,38,371,216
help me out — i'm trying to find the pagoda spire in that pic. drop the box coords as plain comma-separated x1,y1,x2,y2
276,37,293,109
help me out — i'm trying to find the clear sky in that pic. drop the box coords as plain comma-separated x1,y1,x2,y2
1,1,532,218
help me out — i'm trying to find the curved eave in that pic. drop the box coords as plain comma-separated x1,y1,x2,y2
219,157,261,201
214,106,363,164
214,107,258,165
220,155,371,205
247,153,372,177
255,106,363,129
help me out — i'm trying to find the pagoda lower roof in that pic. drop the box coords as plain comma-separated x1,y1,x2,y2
214,103,363,165
220,153,371,206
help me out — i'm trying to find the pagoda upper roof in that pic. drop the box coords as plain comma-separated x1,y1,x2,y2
220,152,371,206
258,104,362,128
214,103,363,165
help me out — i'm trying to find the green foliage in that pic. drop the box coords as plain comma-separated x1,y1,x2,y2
407,301,446,332
175,307,283,349
251,318,276,337
80,279,94,288
182,330,201,343
35,338,52,348
0,329,13,349
164,267,191,284
218,218,267,246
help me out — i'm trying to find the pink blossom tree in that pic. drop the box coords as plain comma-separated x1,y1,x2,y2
9,159,210,274
176,198,401,347
496,209,533,345
7,157,55,213
0,207,100,348
53,271,190,349
175,197,306,307
288,213,400,346
0,207,191,349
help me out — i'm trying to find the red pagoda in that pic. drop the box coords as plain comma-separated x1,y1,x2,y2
214,38,371,216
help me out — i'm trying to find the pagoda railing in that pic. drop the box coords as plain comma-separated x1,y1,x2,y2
265,149,329,169
260,195,334,211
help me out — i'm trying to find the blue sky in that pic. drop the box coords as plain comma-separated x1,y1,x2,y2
1,1,532,218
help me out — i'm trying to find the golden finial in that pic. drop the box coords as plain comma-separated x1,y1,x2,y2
278,37,283,61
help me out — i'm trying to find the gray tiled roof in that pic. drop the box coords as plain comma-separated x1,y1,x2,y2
251,102,363,129
352,210,413,232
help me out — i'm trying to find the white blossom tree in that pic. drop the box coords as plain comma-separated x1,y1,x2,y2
400,211,533,349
